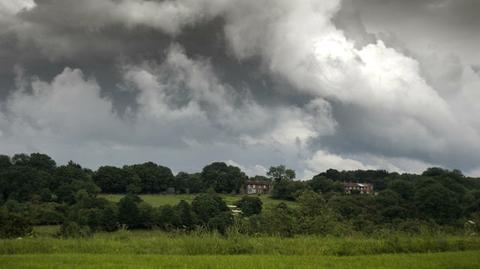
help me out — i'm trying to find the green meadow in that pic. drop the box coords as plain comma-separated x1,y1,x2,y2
2,194,479,268
2,226,480,268
1,251,480,269
100,194,297,208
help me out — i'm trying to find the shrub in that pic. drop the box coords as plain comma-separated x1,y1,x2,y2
118,194,141,229
235,196,262,216
57,221,92,238
208,212,234,234
192,193,233,233
0,208,33,238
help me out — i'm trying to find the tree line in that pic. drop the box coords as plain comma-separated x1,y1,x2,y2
1,153,480,238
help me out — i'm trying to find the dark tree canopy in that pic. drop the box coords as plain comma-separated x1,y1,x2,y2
93,166,131,194
235,196,263,216
267,165,296,182
1,152,480,238
125,162,175,194
201,162,247,193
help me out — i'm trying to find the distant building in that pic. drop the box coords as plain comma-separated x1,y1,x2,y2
244,180,272,195
343,182,374,194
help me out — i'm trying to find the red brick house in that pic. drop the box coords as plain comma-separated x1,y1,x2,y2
244,181,272,195
343,182,374,194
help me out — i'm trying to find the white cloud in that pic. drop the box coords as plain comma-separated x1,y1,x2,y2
0,45,337,175
303,150,374,179
303,150,437,180
123,45,337,150
2,0,480,176
225,160,267,177
0,0,36,16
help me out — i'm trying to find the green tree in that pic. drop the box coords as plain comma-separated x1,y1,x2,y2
191,193,232,232
125,162,175,193
175,200,197,230
388,179,415,200
0,155,11,169
271,180,306,200
207,211,234,234
156,205,180,230
297,190,326,216
93,166,129,193
201,162,247,193
98,203,118,232
267,165,295,182
235,196,263,216
264,202,298,237
137,202,154,229
118,194,141,229
28,153,56,173
53,161,100,204
414,183,462,225
0,207,33,238
309,175,343,194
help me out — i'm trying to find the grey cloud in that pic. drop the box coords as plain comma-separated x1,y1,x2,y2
1,0,480,177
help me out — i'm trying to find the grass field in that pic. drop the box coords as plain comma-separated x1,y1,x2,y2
6,196,480,269
1,251,479,269
99,193,297,208
3,227,480,268
4,229,480,256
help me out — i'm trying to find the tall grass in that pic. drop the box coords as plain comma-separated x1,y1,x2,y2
2,229,480,256
1,251,480,269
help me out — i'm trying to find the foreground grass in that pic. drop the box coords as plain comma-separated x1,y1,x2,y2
1,251,479,269
99,193,296,208
3,229,480,256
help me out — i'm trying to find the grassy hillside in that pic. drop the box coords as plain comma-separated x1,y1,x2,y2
99,193,297,208
1,251,480,269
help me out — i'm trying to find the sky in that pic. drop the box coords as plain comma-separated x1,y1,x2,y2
1,0,480,178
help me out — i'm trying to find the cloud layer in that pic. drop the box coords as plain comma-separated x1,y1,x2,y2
1,0,480,177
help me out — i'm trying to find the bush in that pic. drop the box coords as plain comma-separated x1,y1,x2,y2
235,196,262,216
192,193,233,233
98,204,119,232
118,194,141,229
156,205,180,230
175,200,197,230
0,208,33,238
57,221,92,238
254,202,298,237
208,212,234,234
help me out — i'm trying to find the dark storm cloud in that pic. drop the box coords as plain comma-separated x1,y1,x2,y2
1,0,480,177
0,1,297,114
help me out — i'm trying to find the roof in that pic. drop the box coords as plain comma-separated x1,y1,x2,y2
343,182,373,187
246,180,272,185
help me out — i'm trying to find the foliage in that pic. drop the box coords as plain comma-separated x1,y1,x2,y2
192,192,232,233
57,222,92,238
118,194,142,229
201,162,247,194
0,208,32,238
124,162,175,194
267,165,296,182
271,180,307,200
235,196,262,216
1,152,480,238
